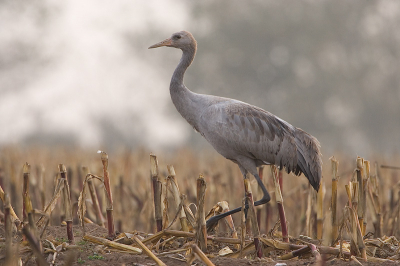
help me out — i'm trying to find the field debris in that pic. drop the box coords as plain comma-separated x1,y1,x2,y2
1,149,400,265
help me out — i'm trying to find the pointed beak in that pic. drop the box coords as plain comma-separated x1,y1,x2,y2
148,38,173,49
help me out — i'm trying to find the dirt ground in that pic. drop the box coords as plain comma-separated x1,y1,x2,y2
1,223,397,266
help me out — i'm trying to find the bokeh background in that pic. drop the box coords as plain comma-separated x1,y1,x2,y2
1,0,400,156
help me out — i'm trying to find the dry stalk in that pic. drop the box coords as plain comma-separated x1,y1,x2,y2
167,165,188,231
83,166,105,227
189,244,215,266
256,166,264,227
4,193,14,263
279,245,310,260
22,162,30,222
37,176,65,227
132,235,166,266
38,165,46,210
240,198,246,257
208,236,241,244
371,162,382,237
363,160,370,234
271,165,288,242
381,165,400,170
278,169,283,194
244,177,262,258
182,194,196,229
22,226,49,266
351,181,359,212
366,189,378,238
99,151,116,238
77,173,103,236
305,184,316,238
196,175,207,251
218,201,240,249
228,241,256,258
356,157,365,235
344,184,351,207
330,156,339,245
83,234,142,254
317,180,324,240
260,237,351,258
59,164,74,243
150,154,163,232
346,206,367,261
117,175,124,232
0,185,21,227
162,173,169,230
142,230,166,245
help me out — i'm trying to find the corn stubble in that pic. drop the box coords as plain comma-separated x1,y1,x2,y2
1,147,400,265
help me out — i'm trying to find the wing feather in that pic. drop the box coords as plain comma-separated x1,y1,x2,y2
197,99,322,190
199,101,296,169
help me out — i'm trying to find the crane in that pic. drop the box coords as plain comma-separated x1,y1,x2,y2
149,31,322,229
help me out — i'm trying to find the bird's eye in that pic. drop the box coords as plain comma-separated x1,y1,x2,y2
174,35,181,40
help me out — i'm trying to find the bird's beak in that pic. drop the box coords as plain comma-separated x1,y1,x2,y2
148,38,173,49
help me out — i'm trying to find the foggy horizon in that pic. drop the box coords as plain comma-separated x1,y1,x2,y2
1,1,400,157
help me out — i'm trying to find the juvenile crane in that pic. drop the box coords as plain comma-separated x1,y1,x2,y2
149,31,322,228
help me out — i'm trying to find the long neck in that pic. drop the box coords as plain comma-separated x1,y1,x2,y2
171,44,196,88
170,44,200,129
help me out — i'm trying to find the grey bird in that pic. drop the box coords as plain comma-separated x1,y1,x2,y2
149,31,322,228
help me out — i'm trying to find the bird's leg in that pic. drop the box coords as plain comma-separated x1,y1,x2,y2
206,173,271,231
253,173,271,207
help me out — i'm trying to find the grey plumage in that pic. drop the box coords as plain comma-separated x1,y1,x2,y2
149,31,322,200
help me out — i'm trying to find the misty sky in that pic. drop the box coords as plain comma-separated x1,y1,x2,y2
1,1,399,156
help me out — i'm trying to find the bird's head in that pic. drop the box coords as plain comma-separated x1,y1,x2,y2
148,31,196,50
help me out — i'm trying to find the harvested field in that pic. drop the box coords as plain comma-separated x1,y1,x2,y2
0,146,399,265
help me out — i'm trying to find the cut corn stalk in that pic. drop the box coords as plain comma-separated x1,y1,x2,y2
99,151,116,238
330,156,339,245
363,160,370,235
271,165,288,242
22,162,30,222
240,197,246,257
167,165,188,231
317,180,324,240
306,184,314,238
162,173,169,230
38,165,46,210
150,154,163,232
244,177,262,258
256,166,264,227
356,157,365,234
196,175,207,251
371,162,382,237
4,193,13,262
351,181,359,212
59,164,74,243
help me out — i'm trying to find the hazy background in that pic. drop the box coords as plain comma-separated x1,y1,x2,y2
1,0,399,157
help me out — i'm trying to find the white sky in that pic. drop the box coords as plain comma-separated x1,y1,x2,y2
0,0,193,149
